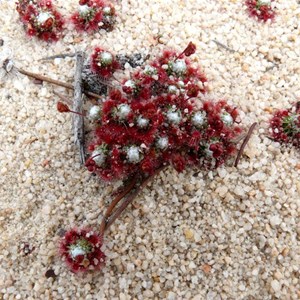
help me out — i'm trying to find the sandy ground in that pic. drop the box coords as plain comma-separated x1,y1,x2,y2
0,0,300,299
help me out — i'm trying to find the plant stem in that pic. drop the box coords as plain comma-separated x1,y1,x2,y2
234,122,257,167
104,165,167,234
16,67,103,99
99,177,138,236
53,91,72,105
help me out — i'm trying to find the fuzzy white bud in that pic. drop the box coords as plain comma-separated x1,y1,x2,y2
166,109,182,125
126,146,142,163
70,246,86,259
100,52,113,65
88,105,101,121
37,12,53,25
124,80,135,88
221,112,233,126
116,104,131,120
78,4,91,15
137,116,149,128
171,60,187,75
156,137,169,150
168,85,178,94
144,65,157,75
192,111,206,127
92,147,106,166
103,6,111,15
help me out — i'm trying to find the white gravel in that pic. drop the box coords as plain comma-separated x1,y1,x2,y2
0,0,300,299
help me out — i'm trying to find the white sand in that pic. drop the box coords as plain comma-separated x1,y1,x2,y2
0,0,300,299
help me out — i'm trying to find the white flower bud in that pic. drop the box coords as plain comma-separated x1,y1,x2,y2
137,116,149,128
192,111,206,127
144,65,157,75
221,112,233,126
70,246,86,259
168,85,178,94
126,146,142,163
100,51,113,66
88,105,101,121
156,137,169,150
78,4,91,15
166,109,182,125
37,12,53,25
170,60,187,75
116,104,131,120
92,146,107,166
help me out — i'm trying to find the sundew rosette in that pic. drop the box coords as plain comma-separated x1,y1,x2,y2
70,0,116,33
59,228,105,273
269,103,300,148
16,0,65,42
84,43,244,181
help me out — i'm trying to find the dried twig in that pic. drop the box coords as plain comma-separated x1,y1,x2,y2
73,52,85,165
16,67,103,99
99,176,138,236
104,165,167,233
39,53,76,61
212,39,235,53
234,122,257,167
53,90,72,105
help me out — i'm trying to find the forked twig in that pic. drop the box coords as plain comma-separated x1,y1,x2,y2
234,122,257,167
99,176,138,236
103,165,167,234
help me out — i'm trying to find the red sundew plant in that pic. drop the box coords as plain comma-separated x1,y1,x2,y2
16,0,64,42
269,103,300,148
70,0,116,33
245,0,275,22
90,47,119,78
57,42,254,273
59,228,105,273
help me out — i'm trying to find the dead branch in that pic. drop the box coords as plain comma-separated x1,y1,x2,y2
73,52,85,165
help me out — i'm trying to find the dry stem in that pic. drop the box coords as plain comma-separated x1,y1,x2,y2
102,166,167,235
73,52,85,164
234,122,257,167
99,177,138,236
16,67,102,99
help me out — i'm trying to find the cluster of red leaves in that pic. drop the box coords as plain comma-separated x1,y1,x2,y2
71,0,116,33
90,47,120,78
59,228,105,273
85,43,243,181
245,0,275,22
16,0,64,42
269,103,300,148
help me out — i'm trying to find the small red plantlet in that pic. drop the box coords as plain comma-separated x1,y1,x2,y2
175,41,196,60
59,228,105,273
16,0,65,42
269,103,300,148
245,0,275,22
57,102,85,116
70,0,116,33
90,47,119,79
